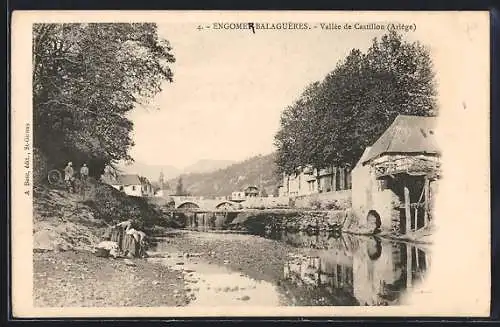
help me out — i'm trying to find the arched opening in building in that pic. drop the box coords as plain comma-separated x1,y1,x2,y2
366,210,381,232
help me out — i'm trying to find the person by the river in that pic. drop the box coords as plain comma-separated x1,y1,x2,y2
106,219,148,258
64,162,74,192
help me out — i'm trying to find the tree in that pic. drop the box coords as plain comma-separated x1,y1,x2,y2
260,188,268,197
274,31,437,174
175,176,185,196
33,23,175,176
274,81,322,174
159,171,165,189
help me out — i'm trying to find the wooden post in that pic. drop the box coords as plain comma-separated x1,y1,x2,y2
415,248,420,270
406,245,413,288
404,186,411,234
332,166,337,191
317,260,321,285
424,177,430,227
346,167,352,189
339,167,345,190
414,207,418,232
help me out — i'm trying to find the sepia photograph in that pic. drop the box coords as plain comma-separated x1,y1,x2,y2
11,11,490,317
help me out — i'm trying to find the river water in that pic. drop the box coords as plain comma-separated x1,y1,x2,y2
149,230,430,306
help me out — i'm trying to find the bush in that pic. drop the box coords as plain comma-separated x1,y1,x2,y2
82,183,162,229
309,199,322,210
323,201,340,210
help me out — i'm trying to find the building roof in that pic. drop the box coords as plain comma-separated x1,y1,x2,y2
244,185,259,193
363,115,439,164
354,147,372,169
115,174,142,186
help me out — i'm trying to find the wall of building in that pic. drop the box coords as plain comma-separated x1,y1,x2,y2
281,167,352,198
351,162,399,232
241,196,290,209
111,184,142,197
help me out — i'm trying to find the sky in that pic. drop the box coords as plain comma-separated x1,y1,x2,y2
126,22,421,169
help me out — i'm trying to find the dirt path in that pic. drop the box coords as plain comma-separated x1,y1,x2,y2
33,250,188,307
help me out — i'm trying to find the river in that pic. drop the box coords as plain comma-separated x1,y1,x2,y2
148,229,430,306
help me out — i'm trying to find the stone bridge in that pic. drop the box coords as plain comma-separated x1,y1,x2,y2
171,196,241,211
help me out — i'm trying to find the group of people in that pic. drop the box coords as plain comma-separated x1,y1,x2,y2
64,161,89,193
96,219,149,259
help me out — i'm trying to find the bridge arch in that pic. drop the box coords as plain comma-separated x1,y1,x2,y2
177,201,200,209
215,201,235,210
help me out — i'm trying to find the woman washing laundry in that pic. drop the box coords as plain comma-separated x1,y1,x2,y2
107,219,148,258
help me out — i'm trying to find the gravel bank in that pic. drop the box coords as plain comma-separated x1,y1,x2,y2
33,250,188,307
156,230,292,284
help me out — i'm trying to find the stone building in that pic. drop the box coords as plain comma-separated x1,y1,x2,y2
351,115,441,234
278,165,352,197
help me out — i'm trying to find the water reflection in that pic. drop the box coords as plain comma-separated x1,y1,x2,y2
271,231,430,306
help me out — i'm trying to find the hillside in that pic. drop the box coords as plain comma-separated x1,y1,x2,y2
33,178,173,252
117,161,181,181
117,159,236,183
167,153,281,197
183,159,236,174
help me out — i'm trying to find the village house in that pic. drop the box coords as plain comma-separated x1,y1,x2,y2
278,164,352,197
230,185,260,202
351,114,440,235
105,174,155,197
230,191,246,202
244,185,260,197
107,174,143,197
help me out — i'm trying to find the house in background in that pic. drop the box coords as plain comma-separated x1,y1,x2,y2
108,174,143,197
278,164,352,197
231,191,246,202
244,185,260,198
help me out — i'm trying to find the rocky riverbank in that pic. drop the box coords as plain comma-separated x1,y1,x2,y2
33,230,294,307
34,250,188,307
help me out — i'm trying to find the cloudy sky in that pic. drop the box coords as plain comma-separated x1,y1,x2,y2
126,21,425,169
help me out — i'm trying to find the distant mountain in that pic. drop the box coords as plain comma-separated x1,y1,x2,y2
183,159,235,174
117,161,181,183
167,153,281,197
116,158,235,185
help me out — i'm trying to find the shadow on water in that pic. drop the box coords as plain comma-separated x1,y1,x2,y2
265,230,430,306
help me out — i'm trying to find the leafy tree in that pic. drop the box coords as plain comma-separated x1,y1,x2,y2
275,31,437,174
33,23,175,176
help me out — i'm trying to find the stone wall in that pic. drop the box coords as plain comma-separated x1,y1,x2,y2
232,209,356,235
292,190,351,210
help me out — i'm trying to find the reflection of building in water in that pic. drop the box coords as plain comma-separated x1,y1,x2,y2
352,237,430,305
281,231,430,306
283,243,357,301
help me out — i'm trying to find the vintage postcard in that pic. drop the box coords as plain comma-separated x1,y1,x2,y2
11,11,490,317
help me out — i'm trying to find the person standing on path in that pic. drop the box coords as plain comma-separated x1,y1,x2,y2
80,163,89,182
64,162,74,192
